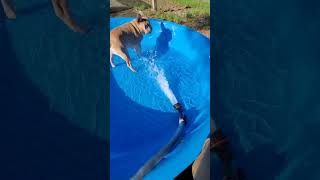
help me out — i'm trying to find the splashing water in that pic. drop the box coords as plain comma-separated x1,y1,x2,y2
143,53,178,105
153,65,178,105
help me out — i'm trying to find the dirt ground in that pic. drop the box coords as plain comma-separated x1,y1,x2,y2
110,0,210,38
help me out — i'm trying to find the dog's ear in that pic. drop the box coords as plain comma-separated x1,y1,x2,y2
161,22,165,31
137,13,142,22
137,11,145,22
137,11,149,22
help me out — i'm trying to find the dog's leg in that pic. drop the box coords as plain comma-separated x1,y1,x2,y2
110,48,116,68
116,48,137,73
1,0,16,19
126,60,136,73
51,0,85,33
134,44,142,57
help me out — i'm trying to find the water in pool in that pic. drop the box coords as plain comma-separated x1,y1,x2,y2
111,47,205,113
142,52,178,106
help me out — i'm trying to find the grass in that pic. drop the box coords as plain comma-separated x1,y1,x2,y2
171,0,210,15
117,0,151,11
155,0,210,31
111,0,210,36
171,0,210,10
148,11,184,24
133,2,151,11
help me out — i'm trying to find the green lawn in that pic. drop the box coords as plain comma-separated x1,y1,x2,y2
111,0,210,36
171,0,210,14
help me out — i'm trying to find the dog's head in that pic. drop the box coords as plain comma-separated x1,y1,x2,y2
160,22,172,41
135,12,152,34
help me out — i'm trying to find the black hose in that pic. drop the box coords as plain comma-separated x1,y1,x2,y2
130,103,186,180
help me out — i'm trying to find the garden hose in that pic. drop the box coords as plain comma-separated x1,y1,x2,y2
130,103,186,180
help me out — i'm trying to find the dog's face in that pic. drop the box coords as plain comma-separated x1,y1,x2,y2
136,14,152,34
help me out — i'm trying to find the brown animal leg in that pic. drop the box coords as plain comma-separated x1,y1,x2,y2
1,0,16,19
134,44,142,57
51,0,84,33
114,48,137,73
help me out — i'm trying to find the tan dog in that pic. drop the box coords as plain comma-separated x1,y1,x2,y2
1,0,84,33
110,13,152,72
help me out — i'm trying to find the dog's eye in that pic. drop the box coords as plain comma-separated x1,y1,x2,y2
145,24,149,29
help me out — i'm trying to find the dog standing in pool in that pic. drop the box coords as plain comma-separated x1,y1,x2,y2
110,12,152,72
1,0,84,33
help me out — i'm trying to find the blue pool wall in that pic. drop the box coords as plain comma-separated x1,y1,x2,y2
110,18,210,180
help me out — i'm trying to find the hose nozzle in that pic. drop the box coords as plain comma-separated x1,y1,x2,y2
173,103,186,123
173,103,183,112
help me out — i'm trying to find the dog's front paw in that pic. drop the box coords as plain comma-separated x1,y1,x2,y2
127,64,137,72
129,67,137,73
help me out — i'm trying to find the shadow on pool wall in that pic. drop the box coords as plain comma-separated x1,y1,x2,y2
213,0,320,179
0,1,108,179
155,22,172,56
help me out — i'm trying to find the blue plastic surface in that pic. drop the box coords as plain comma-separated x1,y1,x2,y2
110,18,210,180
